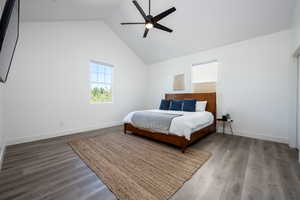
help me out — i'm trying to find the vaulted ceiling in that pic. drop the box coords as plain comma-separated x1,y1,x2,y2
21,0,296,64
21,0,122,21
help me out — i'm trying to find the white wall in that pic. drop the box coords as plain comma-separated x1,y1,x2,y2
0,86,3,146
4,21,148,145
292,1,300,53
292,0,300,159
0,85,4,167
0,0,5,167
148,30,295,143
0,6,296,147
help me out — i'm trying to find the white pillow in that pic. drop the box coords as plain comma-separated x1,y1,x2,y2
196,101,207,112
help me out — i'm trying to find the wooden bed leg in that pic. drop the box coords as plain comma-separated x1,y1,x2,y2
181,139,189,153
181,146,187,153
124,124,127,134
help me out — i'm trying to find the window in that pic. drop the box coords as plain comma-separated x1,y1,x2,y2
191,61,218,92
192,61,218,83
90,61,113,103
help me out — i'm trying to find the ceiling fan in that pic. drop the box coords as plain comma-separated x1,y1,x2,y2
121,0,176,38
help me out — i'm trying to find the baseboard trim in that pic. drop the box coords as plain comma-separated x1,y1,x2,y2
6,121,123,146
217,128,288,144
0,144,6,171
6,122,288,146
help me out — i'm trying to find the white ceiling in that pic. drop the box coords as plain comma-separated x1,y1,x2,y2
21,0,122,21
21,0,296,64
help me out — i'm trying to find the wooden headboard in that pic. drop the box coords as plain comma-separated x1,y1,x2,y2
165,93,217,119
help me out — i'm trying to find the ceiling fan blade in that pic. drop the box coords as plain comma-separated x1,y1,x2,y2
143,28,149,38
121,22,145,25
153,7,176,22
149,0,151,15
154,23,173,33
132,0,147,21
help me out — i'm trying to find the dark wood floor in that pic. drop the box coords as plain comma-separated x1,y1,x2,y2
0,126,299,200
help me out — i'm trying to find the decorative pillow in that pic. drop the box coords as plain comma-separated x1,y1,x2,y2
196,101,207,112
182,99,197,112
159,99,171,110
169,100,183,111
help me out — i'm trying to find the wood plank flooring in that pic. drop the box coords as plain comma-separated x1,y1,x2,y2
0,126,300,200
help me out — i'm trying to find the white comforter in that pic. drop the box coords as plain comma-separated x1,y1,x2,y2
123,109,214,140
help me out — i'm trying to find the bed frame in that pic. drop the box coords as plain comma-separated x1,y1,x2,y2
124,93,217,153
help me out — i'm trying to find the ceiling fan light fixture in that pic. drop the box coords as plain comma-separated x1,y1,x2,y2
121,0,176,38
145,22,153,29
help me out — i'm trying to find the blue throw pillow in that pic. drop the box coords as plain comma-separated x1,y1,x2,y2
182,99,197,112
170,100,183,111
159,99,171,110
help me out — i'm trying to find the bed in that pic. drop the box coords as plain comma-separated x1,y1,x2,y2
123,93,216,153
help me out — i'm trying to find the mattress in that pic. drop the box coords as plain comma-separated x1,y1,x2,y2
123,109,214,140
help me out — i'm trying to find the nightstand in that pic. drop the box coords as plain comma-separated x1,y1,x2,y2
217,118,234,135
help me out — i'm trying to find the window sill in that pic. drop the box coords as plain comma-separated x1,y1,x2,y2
90,101,113,105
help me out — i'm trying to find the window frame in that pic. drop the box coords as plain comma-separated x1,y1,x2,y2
89,60,114,104
191,60,218,84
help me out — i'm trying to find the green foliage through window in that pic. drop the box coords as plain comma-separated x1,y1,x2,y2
90,61,113,103
90,87,112,102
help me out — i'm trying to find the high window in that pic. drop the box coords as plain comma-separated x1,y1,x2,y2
191,61,218,92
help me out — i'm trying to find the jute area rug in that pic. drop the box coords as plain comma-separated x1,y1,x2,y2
69,132,211,200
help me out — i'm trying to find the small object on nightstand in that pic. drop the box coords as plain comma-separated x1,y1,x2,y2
217,114,234,135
